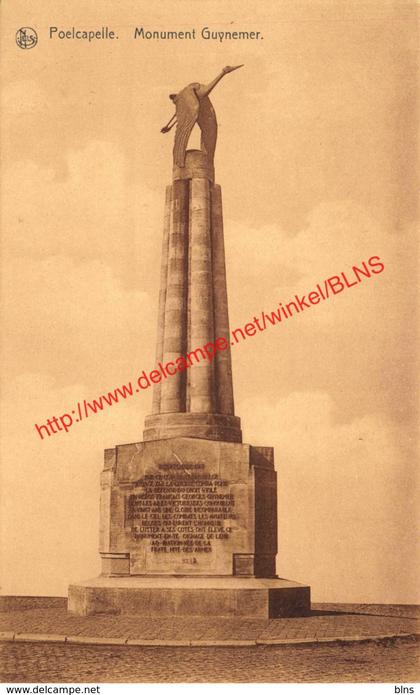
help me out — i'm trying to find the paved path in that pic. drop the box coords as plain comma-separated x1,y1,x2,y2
1,639,419,682
0,599,419,647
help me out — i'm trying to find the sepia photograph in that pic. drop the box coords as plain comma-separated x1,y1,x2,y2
0,0,418,688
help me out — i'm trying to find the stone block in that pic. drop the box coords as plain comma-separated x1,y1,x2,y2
100,552,130,576
97,436,277,578
68,576,310,618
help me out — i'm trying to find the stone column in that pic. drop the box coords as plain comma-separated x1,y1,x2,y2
211,184,235,415
152,185,171,414
143,149,242,442
188,177,215,412
159,179,189,413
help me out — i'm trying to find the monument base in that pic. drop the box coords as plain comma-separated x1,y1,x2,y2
68,576,310,619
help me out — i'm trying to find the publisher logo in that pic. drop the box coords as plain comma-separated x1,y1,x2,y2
16,27,38,49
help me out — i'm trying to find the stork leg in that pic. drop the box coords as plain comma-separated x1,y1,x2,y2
161,114,177,133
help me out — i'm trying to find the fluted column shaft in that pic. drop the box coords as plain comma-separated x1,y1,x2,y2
143,149,242,443
211,185,235,415
152,185,171,414
188,178,215,412
159,179,189,412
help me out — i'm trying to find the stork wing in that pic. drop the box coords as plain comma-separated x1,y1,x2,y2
197,96,217,165
173,85,200,167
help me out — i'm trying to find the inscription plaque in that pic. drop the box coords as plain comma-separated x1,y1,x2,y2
125,463,236,554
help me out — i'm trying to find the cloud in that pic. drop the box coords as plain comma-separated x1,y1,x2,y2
240,391,419,603
226,198,416,429
1,80,46,116
2,255,155,392
226,199,406,308
0,372,149,596
2,140,162,290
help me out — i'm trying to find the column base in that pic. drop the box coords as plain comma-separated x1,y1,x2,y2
68,575,310,619
143,412,242,442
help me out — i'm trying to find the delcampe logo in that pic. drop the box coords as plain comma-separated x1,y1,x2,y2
16,27,38,49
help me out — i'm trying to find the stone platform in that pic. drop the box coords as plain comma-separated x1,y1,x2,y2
68,576,310,619
1,599,419,650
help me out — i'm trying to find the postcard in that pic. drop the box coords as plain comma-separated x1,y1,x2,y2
0,0,418,687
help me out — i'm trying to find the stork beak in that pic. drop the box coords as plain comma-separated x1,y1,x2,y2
231,64,244,71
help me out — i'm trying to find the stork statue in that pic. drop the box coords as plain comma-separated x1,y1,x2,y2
161,65,244,168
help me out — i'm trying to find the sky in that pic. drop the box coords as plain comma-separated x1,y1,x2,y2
0,0,418,602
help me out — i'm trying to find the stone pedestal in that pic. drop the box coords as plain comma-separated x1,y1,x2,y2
68,436,310,617
100,437,276,577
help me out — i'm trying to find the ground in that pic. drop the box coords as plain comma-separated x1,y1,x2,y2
1,599,419,683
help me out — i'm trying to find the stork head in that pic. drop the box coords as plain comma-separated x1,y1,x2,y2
222,64,244,74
